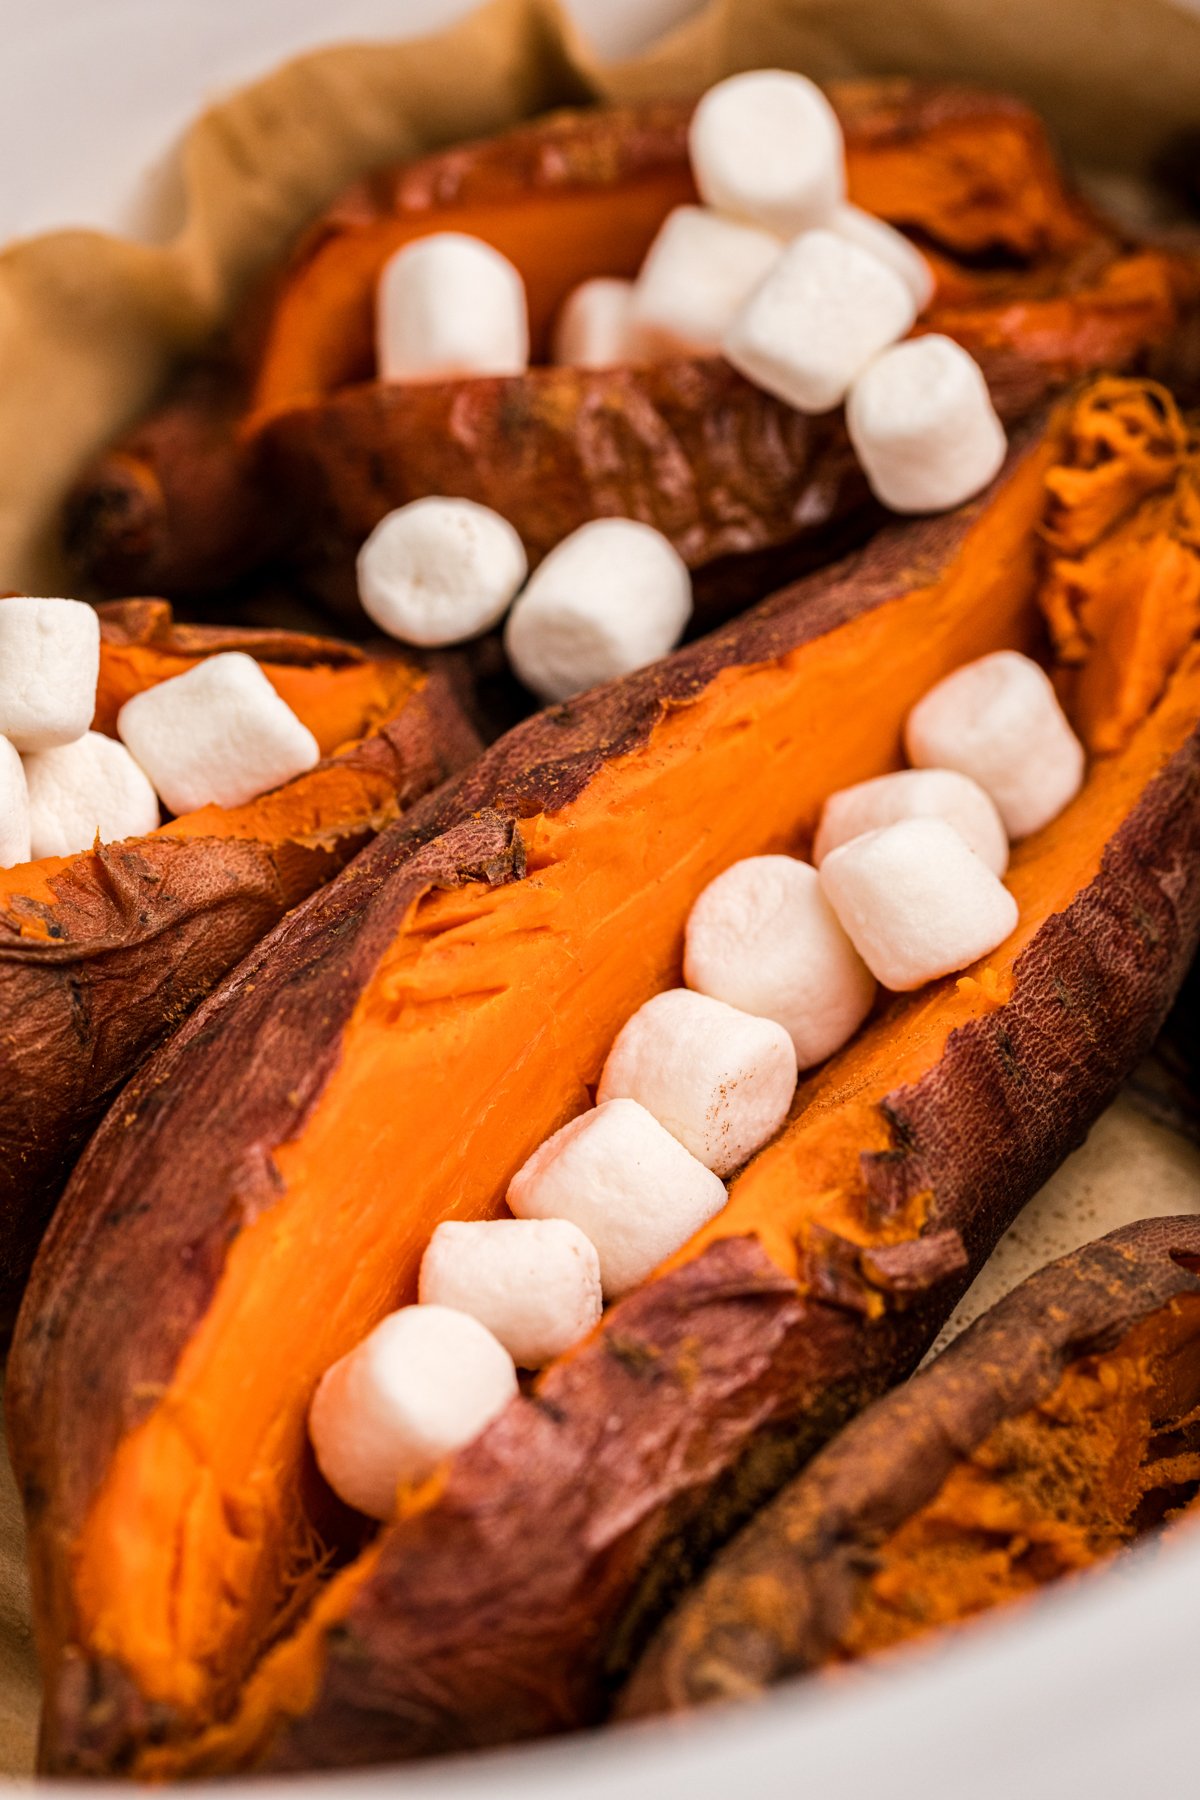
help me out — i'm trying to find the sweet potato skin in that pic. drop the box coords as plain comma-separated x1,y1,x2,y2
61,363,273,600
260,358,865,622
14,396,1200,1774
0,603,477,1317
620,1216,1200,1718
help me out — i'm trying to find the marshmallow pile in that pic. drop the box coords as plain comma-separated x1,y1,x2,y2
0,596,322,869
640,70,1003,509
309,646,1086,1521
372,71,1000,507
364,71,1006,697
546,110,935,403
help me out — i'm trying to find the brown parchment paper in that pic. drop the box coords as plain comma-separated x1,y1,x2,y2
0,0,1197,1775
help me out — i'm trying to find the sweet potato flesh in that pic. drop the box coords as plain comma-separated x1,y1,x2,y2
839,1296,1200,1661
58,381,1200,1763
1042,394,1200,754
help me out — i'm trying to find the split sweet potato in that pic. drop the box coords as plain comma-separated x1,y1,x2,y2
11,377,1200,1776
622,1216,1200,1717
0,598,477,1317
65,87,1200,618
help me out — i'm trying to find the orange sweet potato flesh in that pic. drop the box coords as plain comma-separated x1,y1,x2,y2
11,380,1200,1776
0,599,478,1319
622,1217,1200,1716
64,86,1200,614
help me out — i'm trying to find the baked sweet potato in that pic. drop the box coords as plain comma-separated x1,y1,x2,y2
65,87,1200,618
12,377,1200,1776
621,1215,1200,1717
0,598,477,1316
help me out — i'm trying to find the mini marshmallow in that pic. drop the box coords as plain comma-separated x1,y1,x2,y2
0,596,100,752
419,1218,602,1366
820,816,1018,992
553,278,638,368
684,855,875,1069
814,769,1009,876
24,731,160,859
688,70,845,236
724,229,916,415
628,207,781,359
357,498,528,647
597,988,797,1177
504,518,692,702
846,334,1007,513
117,652,320,815
0,739,30,868
376,232,529,383
830,204,934,310
309,1305,517,1520
507,1098,727,1297
905,650,1086,839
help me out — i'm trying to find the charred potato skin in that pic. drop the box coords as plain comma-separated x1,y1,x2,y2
620,1217,1200,1718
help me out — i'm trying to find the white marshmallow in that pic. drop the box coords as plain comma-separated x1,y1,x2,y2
507,1099,728,1297
724,229,917,415
309,1305,517,1520
0,597,100,752
553,278,638,368
830,204,935,311
820,817,1018,992
117,652,320,815
847,335,1007,513
629,207,781,359
905,651,1086,840
24,731,160,859
597,988,797,1177
504,518,692,703
0,739,30,868
688,70,845,237
357,498,527,647
814,769,1009,877
420,1218,601,1367
684,855,875,1069
376,232,529,383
